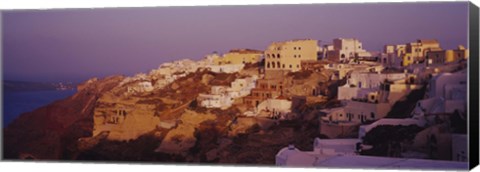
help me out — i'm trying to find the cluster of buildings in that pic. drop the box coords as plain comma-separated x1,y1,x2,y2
119,49,265,95
321,68,422,136
269,37,468,168
193,38,468,126
321,38,372,63
98,35,468,167
380,39,469,68
277,68,468,166
197,76,258,109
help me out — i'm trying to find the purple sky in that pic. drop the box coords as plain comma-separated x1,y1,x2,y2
2,2,469,82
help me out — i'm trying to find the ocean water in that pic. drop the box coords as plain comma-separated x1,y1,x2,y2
2,90,77,127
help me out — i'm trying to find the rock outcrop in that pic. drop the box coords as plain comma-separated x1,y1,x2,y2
155,110,217,154
4,75,124,159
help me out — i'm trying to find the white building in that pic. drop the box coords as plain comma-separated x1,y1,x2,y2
325,38,371,63
380,52,402,68
411,70,467,119
197,85,232,109
127,81,154,94
343,100,392,123
426,71,467,99
227,76,258,98
197,93,234,109
206,64,245,73
338,71,406,101
197,76,257,109
276,145,301,166
257,97,292,119
275,140,468,170
275,138,362,167
320,108,346,121
323,63,355,80
381,44,406,68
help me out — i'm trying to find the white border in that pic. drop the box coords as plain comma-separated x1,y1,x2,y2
0,0,471,10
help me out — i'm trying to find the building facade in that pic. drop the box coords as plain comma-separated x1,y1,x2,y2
264,39,319,72
403,39,442,65
325,38,371,63
243,78,286,108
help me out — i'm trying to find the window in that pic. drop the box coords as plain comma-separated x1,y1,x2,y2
296,64,300,68
294,55,297,58
272,62,276,68
299,55,301,58
267,62,271,68
277,62,281,68
294,47,297,50
298,47,301,50
341,54,345,58
289,65,292,68
277,54,281,58
282,64,285,68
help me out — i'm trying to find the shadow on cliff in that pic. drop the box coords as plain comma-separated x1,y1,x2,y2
3,76,125,160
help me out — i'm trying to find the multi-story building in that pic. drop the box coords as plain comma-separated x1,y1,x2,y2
381,44,406,68
426,45,469,65
197,76,258,109
325,38,371,63
243,78,285,108
264,39,319,72
404,39,442,64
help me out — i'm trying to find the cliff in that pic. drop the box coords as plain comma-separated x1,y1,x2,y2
4,62,336,164
3,75,124,159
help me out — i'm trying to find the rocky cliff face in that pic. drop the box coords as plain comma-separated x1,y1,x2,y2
3,75,124,159
4,63,335,164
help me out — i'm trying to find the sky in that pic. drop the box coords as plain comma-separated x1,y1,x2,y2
2,2,469,83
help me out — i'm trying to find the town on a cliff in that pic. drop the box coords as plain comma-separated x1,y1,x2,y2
3,38,469,169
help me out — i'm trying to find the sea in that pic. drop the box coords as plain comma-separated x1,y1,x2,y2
2,89,77,127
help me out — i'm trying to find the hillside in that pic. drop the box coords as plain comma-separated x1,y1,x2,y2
3,61,337,164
